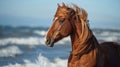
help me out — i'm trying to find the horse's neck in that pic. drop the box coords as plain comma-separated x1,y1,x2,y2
70,21,99,55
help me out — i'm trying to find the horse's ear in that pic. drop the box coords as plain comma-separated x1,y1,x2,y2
57,3,61,8
62,2,66,8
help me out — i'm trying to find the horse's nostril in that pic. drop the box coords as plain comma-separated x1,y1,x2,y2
45,37,55,47
45,37,51,45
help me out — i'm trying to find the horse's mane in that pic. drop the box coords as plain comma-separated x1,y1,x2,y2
67,4,97,55
70,4,92,44
72,4,88,23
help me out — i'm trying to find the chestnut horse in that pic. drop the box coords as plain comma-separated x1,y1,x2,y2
45,3,120,67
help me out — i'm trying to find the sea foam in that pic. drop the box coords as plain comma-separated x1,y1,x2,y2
34,30,47,36
0,46,22,57
0,36,70,46
3,54,67,67
0,37,45,46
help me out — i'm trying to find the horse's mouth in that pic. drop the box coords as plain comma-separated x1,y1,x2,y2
45,38,55,47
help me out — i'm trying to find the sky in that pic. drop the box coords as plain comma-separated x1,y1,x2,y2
0,0,120,28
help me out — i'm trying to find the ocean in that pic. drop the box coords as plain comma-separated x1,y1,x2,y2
0,26,120,67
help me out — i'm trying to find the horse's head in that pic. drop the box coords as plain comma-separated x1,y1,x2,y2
45,3,75,47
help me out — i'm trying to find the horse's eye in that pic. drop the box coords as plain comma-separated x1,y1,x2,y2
59,18,65,23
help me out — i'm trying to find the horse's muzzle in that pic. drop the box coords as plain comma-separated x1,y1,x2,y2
45,37,54,47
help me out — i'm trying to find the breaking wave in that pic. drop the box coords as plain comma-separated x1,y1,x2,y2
0,46,22,57
3,54,67,67
0,36,70,46
34,30,47,36
0,37,45,46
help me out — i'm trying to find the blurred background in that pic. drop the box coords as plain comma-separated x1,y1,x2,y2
0,0,120,28
0,0,120,67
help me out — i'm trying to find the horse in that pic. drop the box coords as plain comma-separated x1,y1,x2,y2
45,3,120,67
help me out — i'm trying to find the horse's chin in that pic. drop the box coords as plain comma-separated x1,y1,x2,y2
47,43,54,47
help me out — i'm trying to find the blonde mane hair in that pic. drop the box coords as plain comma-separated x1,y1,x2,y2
70,4,94,55
72,5,92,44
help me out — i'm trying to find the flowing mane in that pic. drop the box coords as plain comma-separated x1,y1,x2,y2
73,4,92,44
68,4,92,43
66,5,98,56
